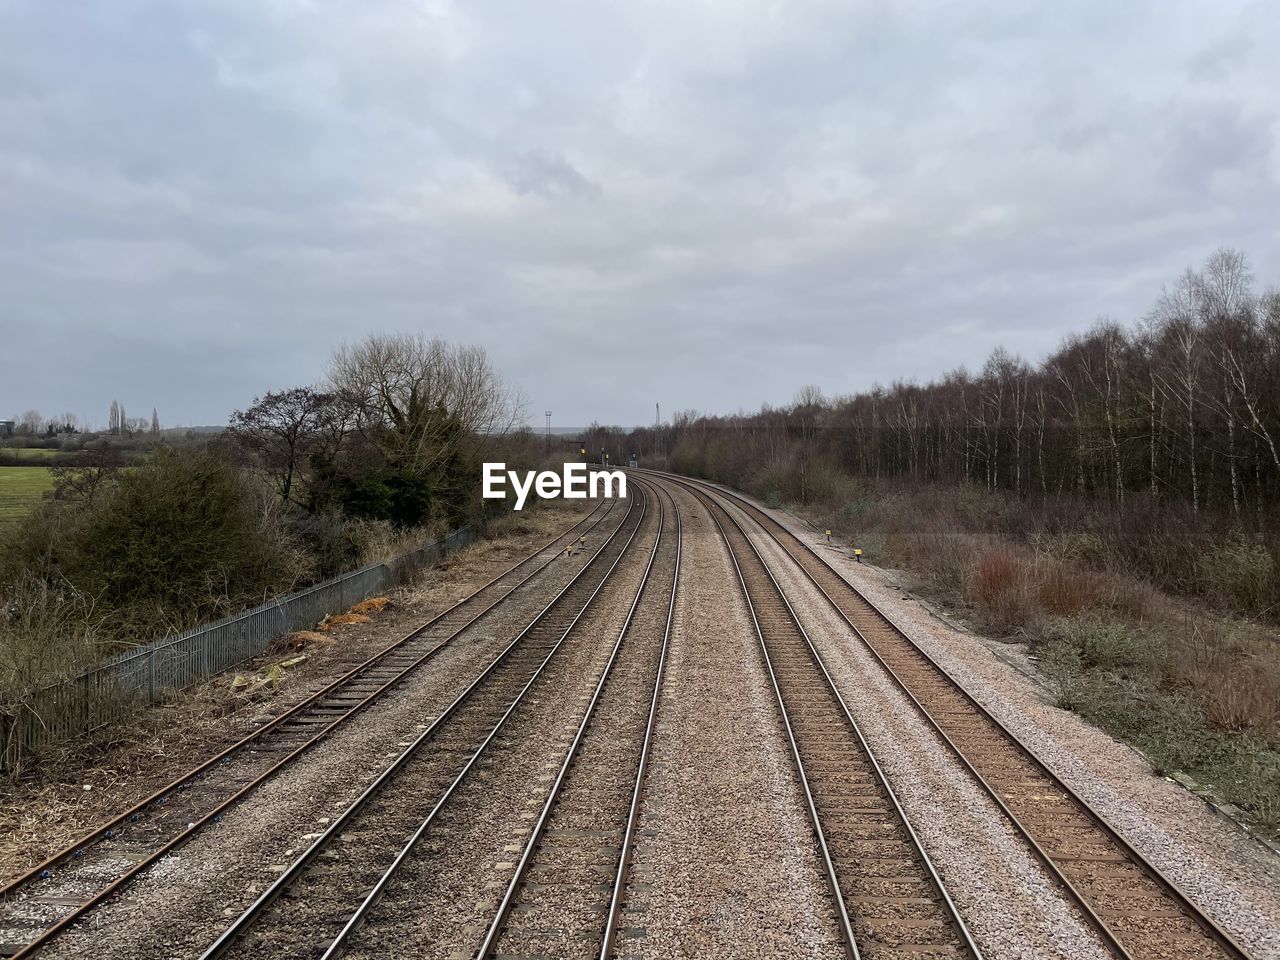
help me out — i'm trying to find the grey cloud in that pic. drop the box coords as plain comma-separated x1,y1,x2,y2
502,149,601,199
1,1,1278,429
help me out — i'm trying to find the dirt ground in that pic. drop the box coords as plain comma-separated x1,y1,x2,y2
0,499,593,886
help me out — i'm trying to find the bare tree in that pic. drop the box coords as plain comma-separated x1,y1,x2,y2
18,409,42,435
229,387,349,507
327,334,523,475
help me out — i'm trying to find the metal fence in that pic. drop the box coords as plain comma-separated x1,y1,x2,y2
1,523,479,772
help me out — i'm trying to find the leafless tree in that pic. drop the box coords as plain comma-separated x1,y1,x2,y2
14,409,42,435
229,387,350,507
660,247,1280,528
327,334,524,475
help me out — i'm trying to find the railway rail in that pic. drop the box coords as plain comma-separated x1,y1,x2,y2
198,485,650,959
474,477,681,960
0,497,619,960
681,478,979,960
651,469,1255,960
3,466,1261,960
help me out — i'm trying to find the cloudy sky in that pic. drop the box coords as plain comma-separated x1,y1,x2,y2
3,0,1278,429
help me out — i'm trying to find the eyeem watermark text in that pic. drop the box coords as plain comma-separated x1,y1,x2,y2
482,463,627,511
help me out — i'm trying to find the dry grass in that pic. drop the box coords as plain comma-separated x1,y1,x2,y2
320,612,371,630
275,630,333,652
398,498,592,612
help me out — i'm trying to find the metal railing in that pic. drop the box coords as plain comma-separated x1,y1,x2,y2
1,524,479,772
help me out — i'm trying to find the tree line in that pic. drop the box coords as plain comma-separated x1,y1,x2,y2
633,249,1278,524
5,405,161,439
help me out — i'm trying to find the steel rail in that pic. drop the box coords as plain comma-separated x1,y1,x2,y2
0,498,618,960
2,496,610,898
201,487,648,960
652,469,1254,960
687,479,979,960
597,482,680,960
470,477,680,960
316,482,652,960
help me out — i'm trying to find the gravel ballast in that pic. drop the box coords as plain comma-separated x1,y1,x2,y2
715,491,1111,960
32,500,631,960
709,479,1280,960
334,491,665,960
12,472,1279,960
618,481,844,959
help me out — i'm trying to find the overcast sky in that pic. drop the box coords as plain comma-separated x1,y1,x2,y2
3,1,1278,429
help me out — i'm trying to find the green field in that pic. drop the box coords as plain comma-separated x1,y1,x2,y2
0,467,54,524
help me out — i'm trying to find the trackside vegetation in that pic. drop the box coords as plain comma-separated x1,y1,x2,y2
0,334,534,713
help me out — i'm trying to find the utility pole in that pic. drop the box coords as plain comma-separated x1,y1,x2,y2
545,410,552,457
655,402,660,457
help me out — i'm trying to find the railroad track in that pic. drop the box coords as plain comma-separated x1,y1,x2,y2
678,478,978,960
0,497,618,960
199,485,651,959
652,470,1254,960
474,477,681,960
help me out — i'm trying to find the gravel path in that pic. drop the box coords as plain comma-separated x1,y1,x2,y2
707,479,1280,960
36,500,633,960
618,481,844,960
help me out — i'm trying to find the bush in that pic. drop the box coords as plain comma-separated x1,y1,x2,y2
0,575,104,699
332,467,434,528
1198,536,1276,613
286,510,363,578
969,546,1040,632
2,446,309,645
1044,616,1157,672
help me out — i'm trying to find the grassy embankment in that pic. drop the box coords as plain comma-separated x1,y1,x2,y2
681,462,1280,836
